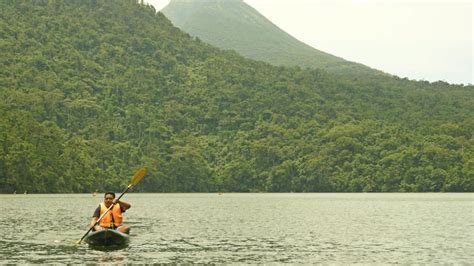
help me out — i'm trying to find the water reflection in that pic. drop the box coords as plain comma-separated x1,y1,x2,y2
99,255,125,263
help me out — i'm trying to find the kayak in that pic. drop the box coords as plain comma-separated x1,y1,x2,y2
84,229,130,248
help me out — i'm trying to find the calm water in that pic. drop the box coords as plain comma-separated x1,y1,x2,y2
0,193,473,264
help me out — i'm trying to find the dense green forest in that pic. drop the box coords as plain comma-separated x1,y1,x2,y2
162,0,385,78
0,0,472,193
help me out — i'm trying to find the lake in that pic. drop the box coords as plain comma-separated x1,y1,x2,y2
0,193,473,264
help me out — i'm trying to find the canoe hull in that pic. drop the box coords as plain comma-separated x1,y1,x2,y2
84,229,129,247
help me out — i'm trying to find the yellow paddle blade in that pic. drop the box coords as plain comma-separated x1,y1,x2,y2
130,168,146,186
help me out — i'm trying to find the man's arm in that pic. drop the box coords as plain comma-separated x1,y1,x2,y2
114,200,131,212
90,217,98,228
90,206,101,230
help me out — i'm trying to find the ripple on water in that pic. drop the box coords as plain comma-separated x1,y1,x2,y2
0,193,473,264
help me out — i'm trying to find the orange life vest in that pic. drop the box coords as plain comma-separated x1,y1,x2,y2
99,202,123,228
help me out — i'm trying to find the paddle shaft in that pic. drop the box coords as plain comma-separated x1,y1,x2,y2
77,184,132,244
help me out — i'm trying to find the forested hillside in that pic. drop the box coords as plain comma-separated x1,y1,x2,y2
0,0,473,193
162,0,385,78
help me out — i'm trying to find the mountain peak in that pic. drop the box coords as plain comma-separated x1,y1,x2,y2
162,0,384,77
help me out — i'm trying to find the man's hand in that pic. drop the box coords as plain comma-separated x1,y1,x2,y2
92,225,103,231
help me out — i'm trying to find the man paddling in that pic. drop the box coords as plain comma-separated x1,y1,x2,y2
90,192,131,234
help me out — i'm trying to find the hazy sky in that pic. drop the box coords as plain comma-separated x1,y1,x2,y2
146,0,473,85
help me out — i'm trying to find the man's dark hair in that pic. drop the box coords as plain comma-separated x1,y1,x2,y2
104,192,116,198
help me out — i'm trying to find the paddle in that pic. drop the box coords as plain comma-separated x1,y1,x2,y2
75,168,146,244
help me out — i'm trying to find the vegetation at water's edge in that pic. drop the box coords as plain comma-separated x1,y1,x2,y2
0,0,473,193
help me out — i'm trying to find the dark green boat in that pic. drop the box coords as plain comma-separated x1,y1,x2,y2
84,229,129,248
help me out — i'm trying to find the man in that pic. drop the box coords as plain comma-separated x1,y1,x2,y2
90,192,131,234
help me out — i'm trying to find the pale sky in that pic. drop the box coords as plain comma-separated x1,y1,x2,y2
146,0,473,85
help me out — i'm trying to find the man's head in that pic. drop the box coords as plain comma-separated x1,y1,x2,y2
104,192,116,207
